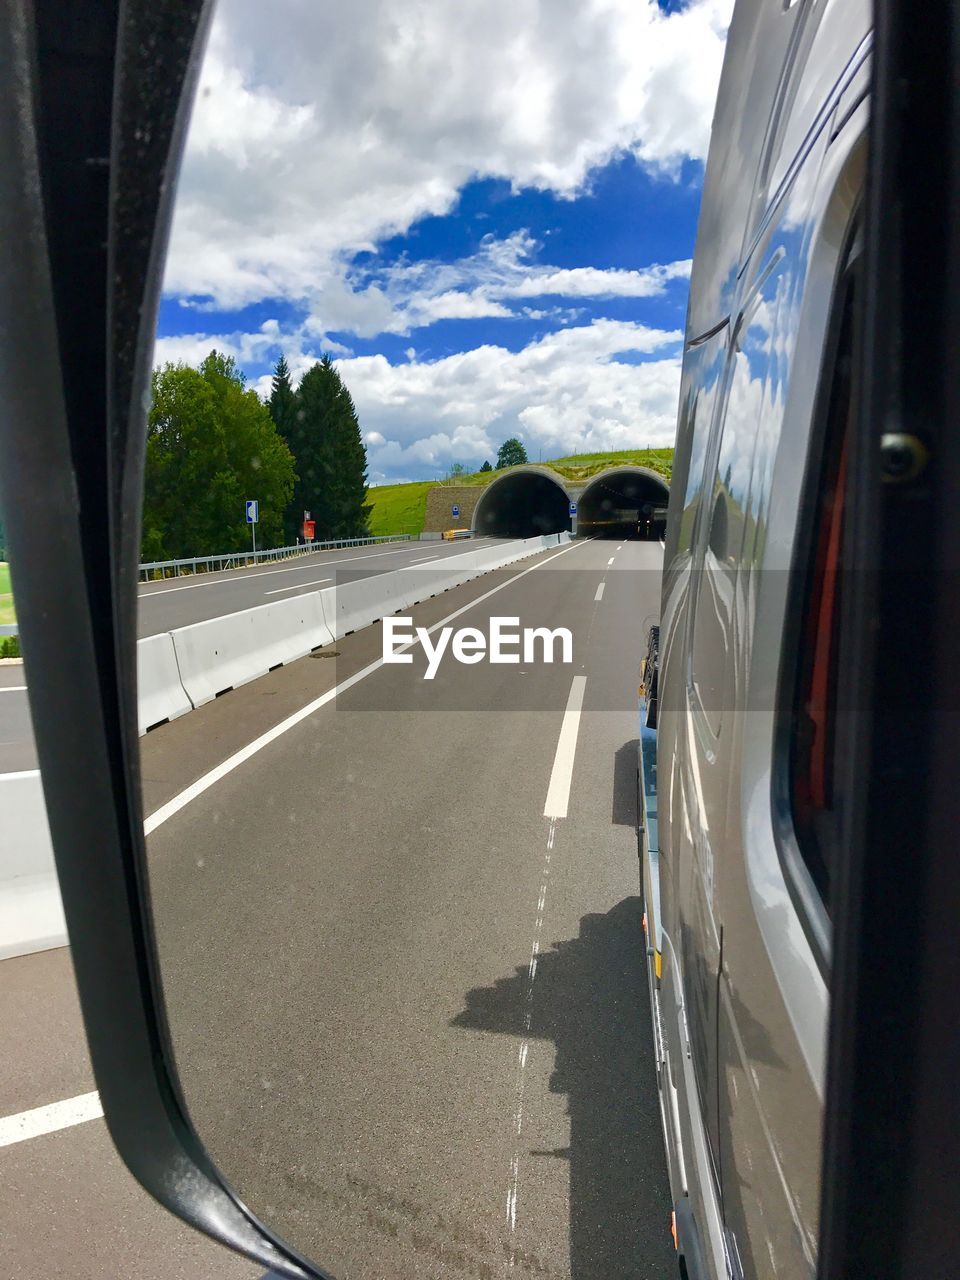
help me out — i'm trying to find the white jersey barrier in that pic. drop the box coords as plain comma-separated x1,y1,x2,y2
0,770,66,960
170,590,336,709
137,632,193,734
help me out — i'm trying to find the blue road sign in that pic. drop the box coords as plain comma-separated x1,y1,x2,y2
452,504,460,518
569,502,577,516
246,499,259,523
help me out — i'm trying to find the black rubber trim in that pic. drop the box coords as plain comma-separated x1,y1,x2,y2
0,3,326,1276
818,1,960,1276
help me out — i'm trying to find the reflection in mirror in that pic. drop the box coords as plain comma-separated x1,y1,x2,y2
138,1,729,1274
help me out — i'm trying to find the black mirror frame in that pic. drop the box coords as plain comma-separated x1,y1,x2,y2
4,2,960,1278
0,2,325,1275
818,0,960,1276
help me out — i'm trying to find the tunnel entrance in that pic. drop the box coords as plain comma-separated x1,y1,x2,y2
577,468,670,539
473,468,571,538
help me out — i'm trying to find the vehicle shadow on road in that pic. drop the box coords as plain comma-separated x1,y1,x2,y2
612,740,640,828
452,897,676,1279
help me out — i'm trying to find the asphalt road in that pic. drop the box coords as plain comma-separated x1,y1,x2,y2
141,536,671,1279
137,536,503,636
0,667,32,773
1,536,669,1280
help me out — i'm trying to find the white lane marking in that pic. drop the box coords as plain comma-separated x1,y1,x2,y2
263,577,332,596
138,542,481,597
659,539,665,549
505,814,557,1262
144,539,590,835
617,544,623,551
0,1092,103,1147
409,555,439,563
0,686,27,693
0,768,40,781
594,583,605,602
607,557,615,566
543,676,587,820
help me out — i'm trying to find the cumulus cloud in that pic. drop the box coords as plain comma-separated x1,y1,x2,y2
164,0,731,311
318,230,692,336
327,319,685,482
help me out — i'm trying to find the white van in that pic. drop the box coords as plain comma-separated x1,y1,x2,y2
639,1,871,1275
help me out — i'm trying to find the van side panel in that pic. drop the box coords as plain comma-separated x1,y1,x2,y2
659,1,871,1277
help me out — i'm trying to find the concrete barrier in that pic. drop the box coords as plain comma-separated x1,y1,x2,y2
171,591,335,708
0,770,66,960
137,632,192,734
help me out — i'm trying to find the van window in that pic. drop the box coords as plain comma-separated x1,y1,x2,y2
788,264,857,913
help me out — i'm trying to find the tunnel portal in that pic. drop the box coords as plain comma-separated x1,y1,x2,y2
577,468,670,540
472,469,571,538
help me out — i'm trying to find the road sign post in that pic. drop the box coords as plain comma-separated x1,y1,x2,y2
569,501,578,537
246,499,259,562
452,504,460,520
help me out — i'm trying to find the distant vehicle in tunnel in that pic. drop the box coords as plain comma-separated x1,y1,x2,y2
638,0,873,1277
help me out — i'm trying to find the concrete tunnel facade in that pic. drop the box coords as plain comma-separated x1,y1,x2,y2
471,464,670,539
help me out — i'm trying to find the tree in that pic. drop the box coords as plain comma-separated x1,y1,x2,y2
285,356,371,540
267,355,299,540
447,462,467,481
269,354,297,440
496,438,528,468
479,460,492,473
142,351,295,560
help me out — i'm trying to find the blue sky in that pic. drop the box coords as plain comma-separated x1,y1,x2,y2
156,0,732,483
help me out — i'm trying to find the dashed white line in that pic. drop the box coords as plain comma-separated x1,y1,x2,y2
0,1092,103,1147
594,583,605,602
263,577,332,596
607,557,615,566
543,675,587,820
409,555,439,563
0,686,27,693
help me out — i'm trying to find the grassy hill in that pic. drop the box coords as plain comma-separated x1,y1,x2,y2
0,562,14,627
366,448,673,537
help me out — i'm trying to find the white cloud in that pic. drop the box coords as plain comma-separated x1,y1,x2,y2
306,231,690,338
335,319,684,481
163,0,732,312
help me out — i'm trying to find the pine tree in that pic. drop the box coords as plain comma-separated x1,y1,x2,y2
268,355,298,541
287,356,370,541
479,460,492,472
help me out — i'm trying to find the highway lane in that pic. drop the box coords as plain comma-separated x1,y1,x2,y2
143,536,672,1280
137,535,502,636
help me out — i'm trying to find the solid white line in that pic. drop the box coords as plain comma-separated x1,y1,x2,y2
0,686,26,693
659,539,665,549
0,1092,103,1148
144,539,590,835
543,675,587,820
607,557,615,566
595,583,605,602
0,768,40,782
263,577,332,596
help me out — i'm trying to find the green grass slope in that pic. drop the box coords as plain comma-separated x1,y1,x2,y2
366,448,673,537
0,562,14,627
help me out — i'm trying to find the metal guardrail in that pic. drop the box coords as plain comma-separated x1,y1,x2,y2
137,534,411,582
